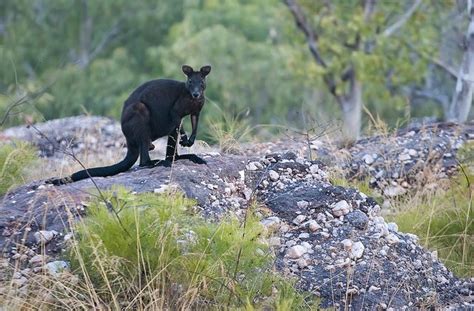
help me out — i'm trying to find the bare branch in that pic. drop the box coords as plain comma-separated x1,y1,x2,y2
0,95,29,127
431,57,459,80
405,41,459,80
411,88,449,107
283,0,327,68
382,0,422,37
0,85,52,127
364,0,377,22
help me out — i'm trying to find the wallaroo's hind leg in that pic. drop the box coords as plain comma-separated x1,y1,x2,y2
122,102,155,167
154,128,178,167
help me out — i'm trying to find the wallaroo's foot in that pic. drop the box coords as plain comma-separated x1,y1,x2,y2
177,154,207,164
139,159,159,168
154,159,173,167
45,177,72,186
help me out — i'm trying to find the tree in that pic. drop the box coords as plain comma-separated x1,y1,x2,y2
154,0,310,134
283,0,444,139
448,0,474,122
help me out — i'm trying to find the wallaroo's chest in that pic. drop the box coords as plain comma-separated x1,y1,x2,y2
176,97,205,116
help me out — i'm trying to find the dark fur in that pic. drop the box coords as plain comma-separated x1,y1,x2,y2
48,65,211,185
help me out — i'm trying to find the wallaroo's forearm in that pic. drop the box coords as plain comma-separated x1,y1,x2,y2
190,114,199,136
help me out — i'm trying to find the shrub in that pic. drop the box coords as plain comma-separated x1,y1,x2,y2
0,141,37,195
61,187,313,309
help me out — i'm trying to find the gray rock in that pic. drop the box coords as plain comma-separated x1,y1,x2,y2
29,254,47,266
34,230,58,244
269,170,280,181
307,220,322,231
351,241,365,259
384,185,406,197
261,216,281,230
332,200,351,217
287,245,307,259
362,154,375,165
293,215,307,225
345,210,369,230
341,239,353,251
44,260,69,276
386,233,400,244
297,200,309,209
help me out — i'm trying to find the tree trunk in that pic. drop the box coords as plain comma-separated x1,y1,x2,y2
78,0,92,68
339,78,362,140
448,0,474,122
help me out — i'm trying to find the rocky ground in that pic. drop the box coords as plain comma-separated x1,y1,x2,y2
1,116,473,309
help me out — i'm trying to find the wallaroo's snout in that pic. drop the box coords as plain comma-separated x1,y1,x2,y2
182,64,212,99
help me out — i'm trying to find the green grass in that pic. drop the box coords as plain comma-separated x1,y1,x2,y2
388,173,473,277
205,100,254,153
329,171,383,204
0,141,37,195
3,187,314,309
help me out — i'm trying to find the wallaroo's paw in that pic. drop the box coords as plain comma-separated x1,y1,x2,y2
179,135,188,146
45,176,72,186
179,139,194,147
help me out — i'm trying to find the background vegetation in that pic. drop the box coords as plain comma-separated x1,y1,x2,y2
0,141,36,195
1,0,472,140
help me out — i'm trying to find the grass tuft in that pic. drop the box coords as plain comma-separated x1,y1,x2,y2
389,173,473,277
0,141,37,195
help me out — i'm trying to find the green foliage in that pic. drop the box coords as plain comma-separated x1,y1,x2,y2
0,141,37,195
390,174,473,277
290,0,453,127
0,0,457,135
69,187,313,309
39,49,139,119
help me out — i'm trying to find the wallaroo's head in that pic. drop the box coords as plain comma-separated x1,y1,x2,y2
182,65,211,99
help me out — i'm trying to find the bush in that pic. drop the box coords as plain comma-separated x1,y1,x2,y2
62,187,313,309
0,141,37,195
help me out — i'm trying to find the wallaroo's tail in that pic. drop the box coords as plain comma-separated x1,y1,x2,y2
47,148,139,185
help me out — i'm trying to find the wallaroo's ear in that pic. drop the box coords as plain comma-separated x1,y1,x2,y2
200,65,211,77
182,65,194,76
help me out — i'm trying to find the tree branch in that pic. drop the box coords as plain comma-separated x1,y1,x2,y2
431,57,459,80
283,0,327,68
411,88,449,107
364,0,377,22
404,41,459,80
89,22,121,62
382,0,422,37
0,84,52,127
